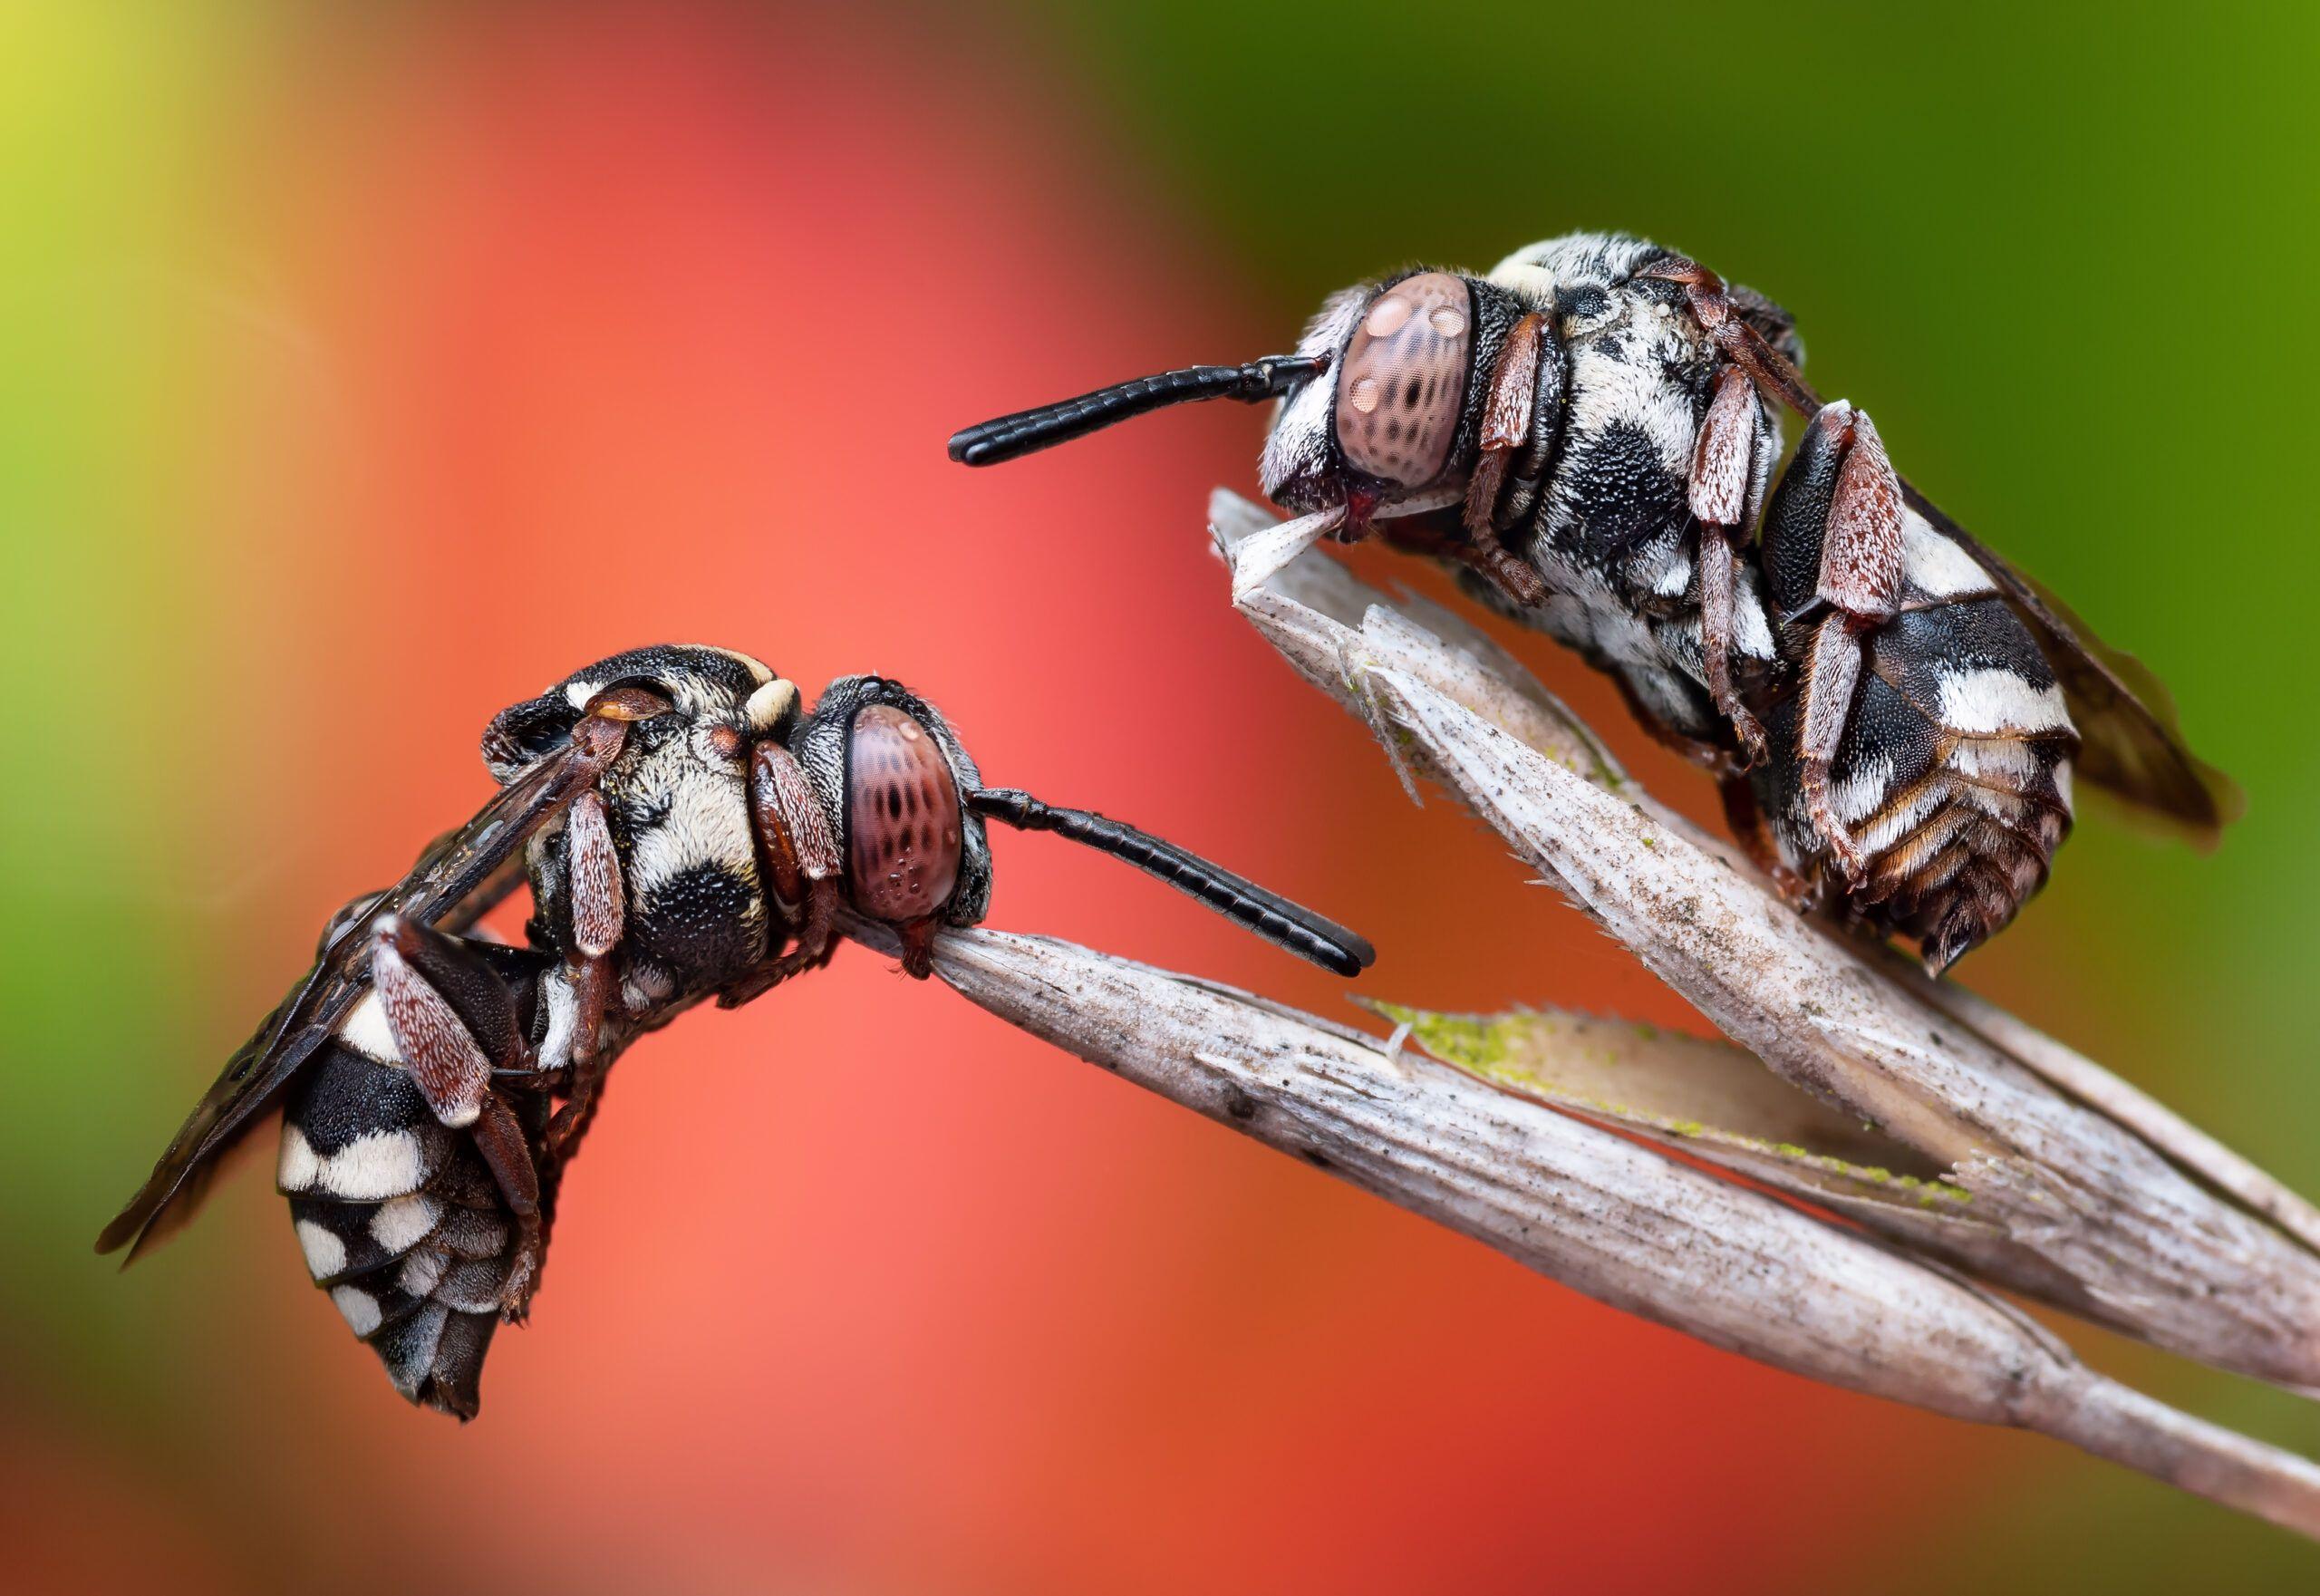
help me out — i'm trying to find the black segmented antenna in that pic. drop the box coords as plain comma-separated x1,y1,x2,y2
968,788,1375,977
947,354,1328,467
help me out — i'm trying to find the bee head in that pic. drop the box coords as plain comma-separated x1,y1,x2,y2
783,678,1373,975
788,677,995,932
948,267,1523,531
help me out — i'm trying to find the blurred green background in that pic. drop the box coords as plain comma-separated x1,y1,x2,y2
3,1,2315,1590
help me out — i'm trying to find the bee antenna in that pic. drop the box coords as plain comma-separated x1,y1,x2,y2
967,788,1375,977
947,354,1329,467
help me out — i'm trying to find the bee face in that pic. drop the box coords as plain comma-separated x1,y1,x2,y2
1332,271,1474,486
788,676,995,932
1259,271,1521,519
843,703,965,923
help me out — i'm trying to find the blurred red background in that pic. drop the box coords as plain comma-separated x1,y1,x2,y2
13,3,2315,1591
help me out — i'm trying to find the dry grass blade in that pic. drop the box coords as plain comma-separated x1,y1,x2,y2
1212,488,2320,1393
844,917,2320,1539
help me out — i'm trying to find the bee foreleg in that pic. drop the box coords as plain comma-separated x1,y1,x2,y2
1451,310,1552,608
720,740,845,1008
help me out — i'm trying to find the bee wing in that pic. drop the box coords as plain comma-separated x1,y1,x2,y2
1900,479,2243,841
97,736,615,1262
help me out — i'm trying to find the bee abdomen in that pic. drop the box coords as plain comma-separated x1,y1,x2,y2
1765,598,2078,971
277,995,534,1419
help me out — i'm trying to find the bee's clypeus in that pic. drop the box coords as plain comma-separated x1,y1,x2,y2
97,645,1373,1417
951,232,2239,972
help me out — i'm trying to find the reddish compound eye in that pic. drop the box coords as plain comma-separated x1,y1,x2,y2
845,704,962,922
1332,271,1473,487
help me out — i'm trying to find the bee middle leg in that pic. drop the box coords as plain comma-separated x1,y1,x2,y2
542,785,627,1171
1687,365,1770,761
1452,309,1552,608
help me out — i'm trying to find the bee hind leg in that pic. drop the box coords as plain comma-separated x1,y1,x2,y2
371,914,548,1320
1765,402,1909,889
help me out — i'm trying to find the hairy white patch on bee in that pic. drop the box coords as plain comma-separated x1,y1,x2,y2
1649,549,1694,596
537,968,576,1072
1901,512,1996,600
1948,737,2041,785
744,677,798,735
1486,232,1661,307
295,1219,347,1280
624,760,759,900
1260,284,1367,504
338,991,401,1066
1561,334,1697,480
278,1127,320,1192
331,1285,383,1338
311,1129,428,1201
1936,669,2071,736
2054,759,2075,815
1832,755,1899,826
1857,780,1952,854
1734,586,1777,661
370,1193,439,1255
399,1247,449,1299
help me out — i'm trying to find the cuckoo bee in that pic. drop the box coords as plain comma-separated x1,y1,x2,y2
951,232,2238,970
99,645,1373,1417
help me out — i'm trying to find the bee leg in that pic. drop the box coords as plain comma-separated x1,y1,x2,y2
1376,513,1548,608
1609,668,1747,779
1717,775,1815,906
1799,615,1871,885
896,915,941,980
1688,365,1769,762
1640,255,1823,421
370,915,546,1319
1769,400,1907,890
1457,311,1552,607
562,787,624,1063
468,1095,546,1320
720,740,846,1009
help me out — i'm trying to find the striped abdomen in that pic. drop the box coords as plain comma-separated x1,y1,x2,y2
1757,511,2079,970
276,964,551,1418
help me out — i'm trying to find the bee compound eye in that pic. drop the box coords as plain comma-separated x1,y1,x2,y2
1332,270,1473,487
845,704,963,922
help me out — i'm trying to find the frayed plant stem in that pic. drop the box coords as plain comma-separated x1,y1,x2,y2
1210,488,2320,1395
844,918,2320,1540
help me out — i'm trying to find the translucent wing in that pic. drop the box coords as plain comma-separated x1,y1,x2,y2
96,731,622,1262
1900,480,2242,842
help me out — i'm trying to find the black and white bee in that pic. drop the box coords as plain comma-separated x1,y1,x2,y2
950,232,2238,970
99,644,1373,1417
